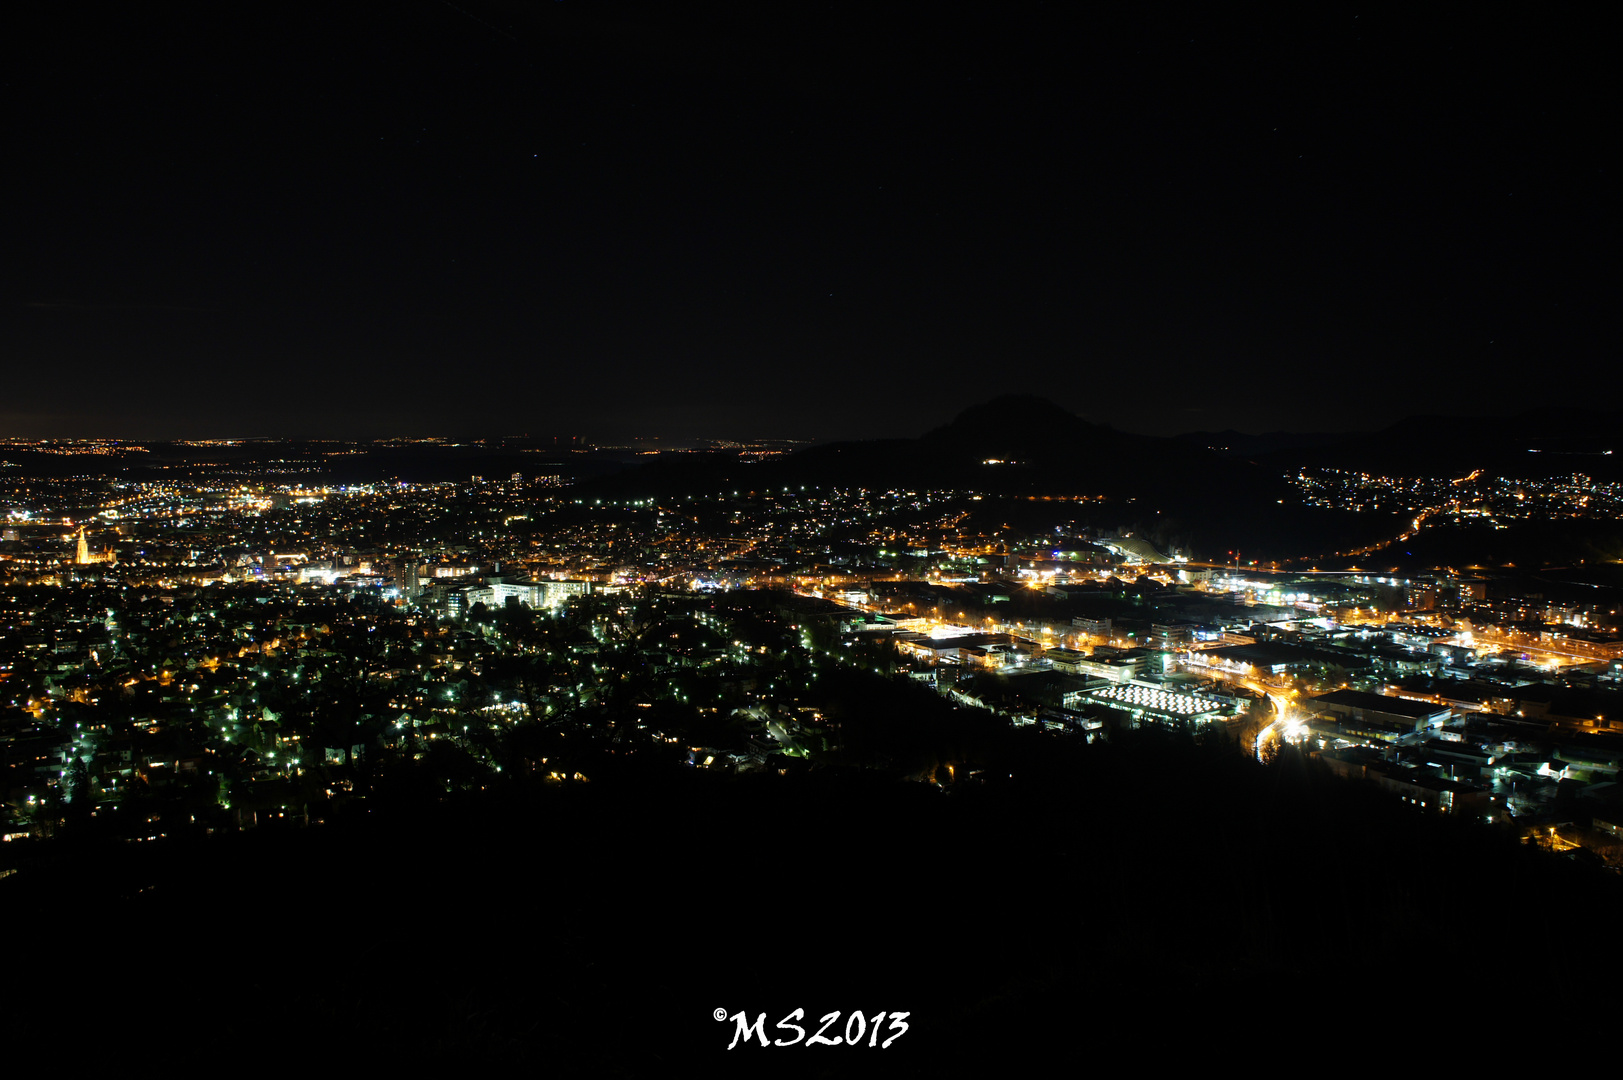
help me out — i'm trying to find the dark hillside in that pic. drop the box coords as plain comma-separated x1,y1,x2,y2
7,729,1617,1073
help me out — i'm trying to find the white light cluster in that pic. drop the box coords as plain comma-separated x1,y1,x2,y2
1088,683,1221,717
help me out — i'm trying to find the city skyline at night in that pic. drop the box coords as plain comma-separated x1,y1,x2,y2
7,6,1620,1071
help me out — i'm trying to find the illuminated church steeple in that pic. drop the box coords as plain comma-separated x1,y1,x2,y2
74,525,113,566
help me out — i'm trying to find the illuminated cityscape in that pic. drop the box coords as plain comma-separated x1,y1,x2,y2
8,5,1616,1071
4,416,1622,1064
5,428,1621,829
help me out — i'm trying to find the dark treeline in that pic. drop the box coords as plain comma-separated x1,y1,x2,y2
8,722,1617,1073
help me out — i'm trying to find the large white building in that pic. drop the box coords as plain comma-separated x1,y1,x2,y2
486,578,593,611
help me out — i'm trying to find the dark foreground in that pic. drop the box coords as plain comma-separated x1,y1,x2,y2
8,732,1618,1075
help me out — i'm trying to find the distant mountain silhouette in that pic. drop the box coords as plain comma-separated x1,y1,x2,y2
580,396,1386,559
917,395,1163,470
573,395,1623,560
1174,429,1356,457
1261,406,1622,480
1382,406,1620,442
609,395,1245,502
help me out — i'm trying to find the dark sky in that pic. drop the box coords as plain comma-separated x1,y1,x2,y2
7,4,1612,441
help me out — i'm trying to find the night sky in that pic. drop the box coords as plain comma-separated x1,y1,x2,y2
8,5,1611,442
